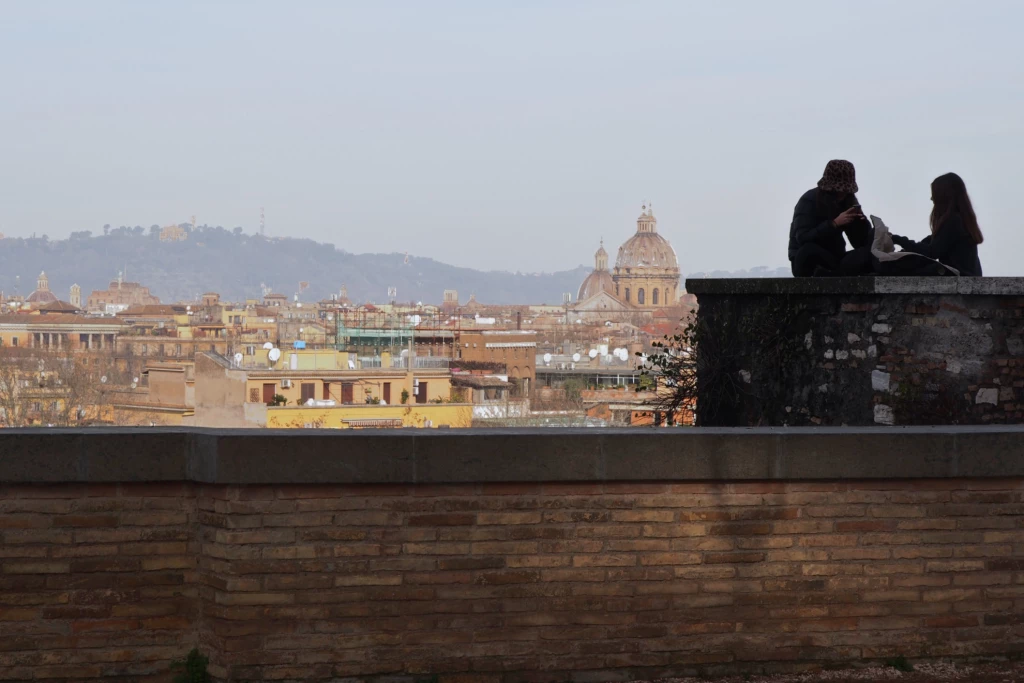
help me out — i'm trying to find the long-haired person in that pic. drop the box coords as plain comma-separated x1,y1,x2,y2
890,173,983,276
788,160,873,277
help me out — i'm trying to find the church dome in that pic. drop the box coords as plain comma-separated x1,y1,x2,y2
614,207,679,270
578,240,616,301
578,270,615,301
27,271,59,304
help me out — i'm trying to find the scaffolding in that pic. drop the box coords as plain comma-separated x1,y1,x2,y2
335,311,414,357
335,309,466,359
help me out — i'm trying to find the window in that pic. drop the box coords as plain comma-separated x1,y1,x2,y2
415,381,428,404
11,337,16,347
249,388,260,403
652,289,659,305
300,383,315,403
246,345,255,355
625,288,630,303
141,344,148,355
638,288,645,305
175,344,182,356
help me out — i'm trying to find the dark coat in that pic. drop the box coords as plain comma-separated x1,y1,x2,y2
892,213,983,277
788,188,872,262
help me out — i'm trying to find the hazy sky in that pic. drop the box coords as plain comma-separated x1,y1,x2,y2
3,1,1023,275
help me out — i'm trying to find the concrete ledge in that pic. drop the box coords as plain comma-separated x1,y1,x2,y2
685,276,1024,296
2,426,1024,484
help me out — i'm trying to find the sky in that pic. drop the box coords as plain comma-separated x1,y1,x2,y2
2,1,1023,275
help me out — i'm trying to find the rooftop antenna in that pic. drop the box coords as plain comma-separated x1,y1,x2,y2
260,207,265,236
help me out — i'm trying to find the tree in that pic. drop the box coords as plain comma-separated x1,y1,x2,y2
0,347,106,427
232,227,243,237
635,314,698,426
150,225,161,239
103,224,111,236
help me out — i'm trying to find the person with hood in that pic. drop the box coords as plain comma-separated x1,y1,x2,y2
890,172,983,276
788,160,874,276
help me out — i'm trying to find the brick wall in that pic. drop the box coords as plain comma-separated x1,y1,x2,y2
6,477,1024,681
0,483,197,681
687,277,1024,426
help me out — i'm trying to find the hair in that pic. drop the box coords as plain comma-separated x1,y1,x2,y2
816,189,857,220
930,173,983,244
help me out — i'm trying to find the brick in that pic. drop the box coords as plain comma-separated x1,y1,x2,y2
862,590,920,602
472,542,539,555
408,513,476,526
477,512,542,526
610,510,674,523
335,574,402,586
403,543,470,555
709,523,771,536
925,560,986,573
639,552,701,566
641,523,706,538
539,569,605,583
572,554,636,567
704,552,765,564
214,592,295,606
798,534,859,548
476,571,540,585
2,562,69,574
54,515,119,528
835,520,896,532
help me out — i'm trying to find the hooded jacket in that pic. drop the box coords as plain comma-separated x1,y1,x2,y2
788,188,872,262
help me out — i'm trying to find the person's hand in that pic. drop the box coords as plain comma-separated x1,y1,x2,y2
833,206,863,228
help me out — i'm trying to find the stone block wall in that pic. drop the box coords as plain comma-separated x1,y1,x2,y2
685,277,1024,426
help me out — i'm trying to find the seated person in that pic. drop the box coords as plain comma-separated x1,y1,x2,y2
890,172,983,276
788,159,873,277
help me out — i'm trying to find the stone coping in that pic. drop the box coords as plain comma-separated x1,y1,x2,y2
2,426,1024,484
685,276,1024,296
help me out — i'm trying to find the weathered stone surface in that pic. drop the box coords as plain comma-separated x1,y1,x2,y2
3,427,1024,484
688,278,1024,426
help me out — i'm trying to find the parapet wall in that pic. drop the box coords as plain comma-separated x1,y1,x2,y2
686,277,1024,427
3,428,1024,681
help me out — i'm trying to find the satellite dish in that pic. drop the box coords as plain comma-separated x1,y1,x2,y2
100,376,107,384
572,353,581,362
588,349,598,359
263,342,274,350
233,353,243,365
542,353,552,364
299,328,304,333
133,377,139,383
268,348,281,362
131,382,137,389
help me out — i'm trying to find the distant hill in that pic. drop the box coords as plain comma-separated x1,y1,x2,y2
0,227,589,305
0,226,787,305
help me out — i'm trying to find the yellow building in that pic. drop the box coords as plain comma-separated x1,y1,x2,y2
263,403,471,429
193,350,464,428
159,224,188,242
